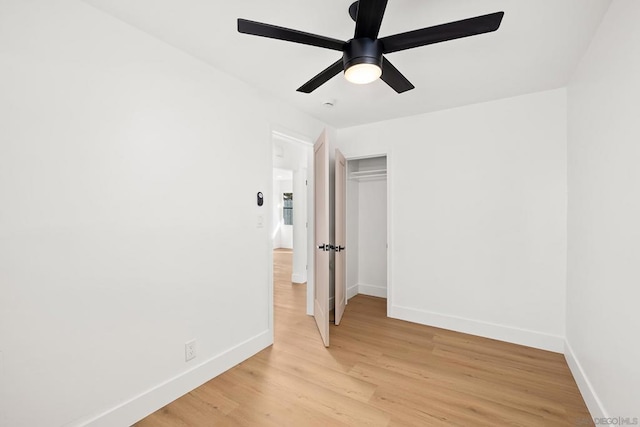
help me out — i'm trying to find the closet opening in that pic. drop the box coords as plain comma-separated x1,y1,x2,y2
345,155,388,308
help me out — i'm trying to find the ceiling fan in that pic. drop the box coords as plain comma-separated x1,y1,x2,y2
238,0,504,94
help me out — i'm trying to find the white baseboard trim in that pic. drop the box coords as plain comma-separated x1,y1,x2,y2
76,330,272,427
291,272,307,284
389,305,564,353
347,284,359,300
564,340,607,419
358,283,387,298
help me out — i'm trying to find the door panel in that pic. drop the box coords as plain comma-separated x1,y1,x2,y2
334,149,346,325
313,130,330,347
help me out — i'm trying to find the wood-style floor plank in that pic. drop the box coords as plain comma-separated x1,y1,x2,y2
136,249,593,426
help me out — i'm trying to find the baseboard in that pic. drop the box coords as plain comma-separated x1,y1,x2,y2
291,272,306,284
358,283,387,298
75,330,272,427
564,340,607,419
347,284,359,300
389,305,564,353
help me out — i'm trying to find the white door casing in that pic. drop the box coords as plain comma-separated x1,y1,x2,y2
334,148,346,325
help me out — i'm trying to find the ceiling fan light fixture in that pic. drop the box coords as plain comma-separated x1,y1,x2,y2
342,38,384,85
344,63,382,85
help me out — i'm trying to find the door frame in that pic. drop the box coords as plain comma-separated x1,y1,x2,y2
268,127,316,343
343,151,393,316
334,148,346,325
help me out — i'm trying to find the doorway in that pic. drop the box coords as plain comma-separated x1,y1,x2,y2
344,155,389,305
271,130,313,318
270,130,391,348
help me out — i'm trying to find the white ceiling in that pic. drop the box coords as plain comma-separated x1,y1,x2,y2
82,0,611,129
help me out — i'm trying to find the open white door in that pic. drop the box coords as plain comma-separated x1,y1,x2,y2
334,149,346,325
313,130,330,347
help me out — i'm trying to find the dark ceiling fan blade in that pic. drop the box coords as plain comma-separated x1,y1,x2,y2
354,0,388,39
380,11,504,54
238,19,345,51
297,59,344,93
380,57,414,93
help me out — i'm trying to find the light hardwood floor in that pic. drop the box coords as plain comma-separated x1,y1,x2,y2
136,249,592,426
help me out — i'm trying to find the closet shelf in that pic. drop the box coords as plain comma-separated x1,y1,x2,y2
348,169,387,180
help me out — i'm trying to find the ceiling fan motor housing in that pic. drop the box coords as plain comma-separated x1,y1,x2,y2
343,38,384,70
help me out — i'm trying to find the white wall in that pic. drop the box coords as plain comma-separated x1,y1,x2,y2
566,0,640,419
336,88,568,352
0,1,326,426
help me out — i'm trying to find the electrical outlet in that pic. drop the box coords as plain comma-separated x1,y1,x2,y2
185,340,196,362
